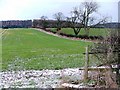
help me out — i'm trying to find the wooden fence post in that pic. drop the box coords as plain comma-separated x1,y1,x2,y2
84,46,89,82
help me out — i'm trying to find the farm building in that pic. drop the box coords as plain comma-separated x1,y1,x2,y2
93,22,120,28
32,19,68,28
1,20,32,29
32,19,81,28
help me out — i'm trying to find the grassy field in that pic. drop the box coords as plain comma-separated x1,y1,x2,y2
2,28,92,71
50,28,109,37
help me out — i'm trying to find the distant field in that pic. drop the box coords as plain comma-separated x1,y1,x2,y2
50,28,109,37
2,28,92,71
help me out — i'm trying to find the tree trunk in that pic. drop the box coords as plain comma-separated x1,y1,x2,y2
73,28,81,36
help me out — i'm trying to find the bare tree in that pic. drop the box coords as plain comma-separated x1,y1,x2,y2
53,12,65,31
68,1,108,36
82,1,101,35
69,7,84,35
40,16,48,29
66,17,71,27
90,29,120,87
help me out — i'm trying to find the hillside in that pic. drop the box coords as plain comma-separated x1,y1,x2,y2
50,28,109,37
2,28,91,71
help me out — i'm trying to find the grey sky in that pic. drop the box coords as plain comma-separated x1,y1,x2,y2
0,0,119,22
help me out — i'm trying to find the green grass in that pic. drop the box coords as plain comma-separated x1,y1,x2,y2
50,28,109,37
2,28,92,71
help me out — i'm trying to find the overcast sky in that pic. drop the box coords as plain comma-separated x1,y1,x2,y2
0,0,119,22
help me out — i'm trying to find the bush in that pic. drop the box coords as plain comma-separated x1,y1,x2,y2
42,28,104,40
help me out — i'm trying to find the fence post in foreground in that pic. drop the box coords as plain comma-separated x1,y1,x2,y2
84,46,89,82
